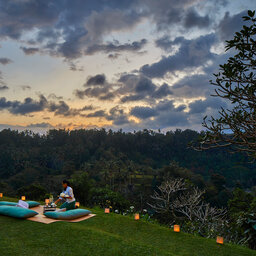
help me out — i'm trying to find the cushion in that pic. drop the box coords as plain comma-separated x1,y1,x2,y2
0,200,40,208
0,206,38,219
44,209,91,220
0,201,17,206
26,201,40,208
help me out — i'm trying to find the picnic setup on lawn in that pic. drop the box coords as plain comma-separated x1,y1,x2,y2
0,196,95,224
0,181,95,224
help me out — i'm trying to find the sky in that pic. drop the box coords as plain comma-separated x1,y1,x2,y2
0,0,254,133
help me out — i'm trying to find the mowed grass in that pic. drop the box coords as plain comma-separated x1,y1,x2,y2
0,197,256,256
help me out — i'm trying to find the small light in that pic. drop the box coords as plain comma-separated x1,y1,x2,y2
105,208,110,213
135,213,140,220
45,199,50,205
174,225,180,232
0,193,3,198
75,202,80,208
21,196,26,201
216,236,224,244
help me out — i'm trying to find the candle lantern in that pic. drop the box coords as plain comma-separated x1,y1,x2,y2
75,202,80,208
174,225,180,232
216,236,224,244
105,208,110,213
45,199,50,205
21,196,26,201
135,213,140,220
0,193,3,198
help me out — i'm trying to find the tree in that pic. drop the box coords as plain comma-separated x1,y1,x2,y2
17,184,47,201
70,172,92,205
148,178,226,237
196,10,256,158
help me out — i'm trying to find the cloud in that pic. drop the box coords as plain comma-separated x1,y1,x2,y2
0,85,8,90
0,57,12,65
27,122,54,128
141,0,198,30
130,106,157,119
127,99,189,129
21,85,31,91
74,74,115,100
141,33,217,78
47,93,63,100
84,8,144,44
106,106,131,126
86,74,106,86
86,110,106,118
152,83,173,98
81,105,95,111
155,36,178,52
108,53,120,59
85,39,147,55
20,47,40,55
0,94,93,117
188,97,227,114
171,74,211,98
0,0,142,60
118,74,172,103
0,0,236,64
217,10,247,41
75,86,110,100
184,8,211,29
2,95,47,115
74,72,173,103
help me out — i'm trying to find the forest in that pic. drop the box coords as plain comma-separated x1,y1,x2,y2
0,128,255,204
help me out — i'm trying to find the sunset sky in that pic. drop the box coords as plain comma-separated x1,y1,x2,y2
0,0,254,133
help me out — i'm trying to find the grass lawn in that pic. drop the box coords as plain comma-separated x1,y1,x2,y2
0,197,256,256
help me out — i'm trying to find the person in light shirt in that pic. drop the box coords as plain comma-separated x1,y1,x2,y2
54,180,76,211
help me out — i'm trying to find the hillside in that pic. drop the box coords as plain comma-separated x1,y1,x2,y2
0,198,255,256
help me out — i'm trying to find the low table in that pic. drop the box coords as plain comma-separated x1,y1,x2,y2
43,205,56,213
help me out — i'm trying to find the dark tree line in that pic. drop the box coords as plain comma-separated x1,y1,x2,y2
0,128,255,208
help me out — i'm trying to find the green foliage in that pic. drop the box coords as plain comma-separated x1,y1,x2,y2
228,188,256,249
17,184,47,201
70,172,92,205
90,187,129,211
198,10,256,158
228,188,254,216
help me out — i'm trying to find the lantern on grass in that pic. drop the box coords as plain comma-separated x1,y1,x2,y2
45,199,50,205
0,193,3,198
75,202,80,208
174,225,180,232
105,208,110,213
21,196,26,201
134,213,140,220
216,236,224,244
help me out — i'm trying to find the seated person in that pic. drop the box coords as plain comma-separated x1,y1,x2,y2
54,180,76,211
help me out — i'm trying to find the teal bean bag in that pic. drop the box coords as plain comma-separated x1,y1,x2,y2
44,209,91,220
26,201,40,208
0,201,17,206
0,201,40,208
0,206,38,219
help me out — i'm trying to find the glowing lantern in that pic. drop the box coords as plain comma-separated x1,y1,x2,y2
135,213,140,220
216,236,224,244
75,202,80,208
105,208,110,213
45,199,50,205
21,196,26,201
0,193,3,198
174,225,180,232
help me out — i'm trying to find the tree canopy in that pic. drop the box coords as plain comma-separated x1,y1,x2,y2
197,11,256,158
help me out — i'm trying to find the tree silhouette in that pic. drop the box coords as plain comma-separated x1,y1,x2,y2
197,10,256,158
